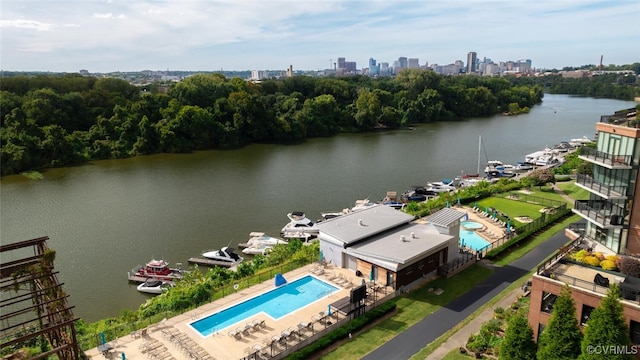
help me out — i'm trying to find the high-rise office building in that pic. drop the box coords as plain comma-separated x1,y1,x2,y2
337,57,346,70
467,52,477,74
369,58,379,76
408,58,419,69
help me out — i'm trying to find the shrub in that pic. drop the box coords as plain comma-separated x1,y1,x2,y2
600,260,617,271
494,307,506,319
582,256,601,267
619,256,640,278
573,249,589,262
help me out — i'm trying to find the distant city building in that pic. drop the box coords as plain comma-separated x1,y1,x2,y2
380,62,390,76
369,58,380,76
337,57,346,70
466,51,477,74
408,58,420,69
287,65,293,78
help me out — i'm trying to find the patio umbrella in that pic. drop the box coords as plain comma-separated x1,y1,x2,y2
369,270,374,282
362,278,366,286
100,332,106,345
319,250,324,262
327,305,332,316
457,197,461,205
122,353,126,360
446,201,450,208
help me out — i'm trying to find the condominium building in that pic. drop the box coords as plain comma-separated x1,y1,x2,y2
528,108,640,341
467,52,477,74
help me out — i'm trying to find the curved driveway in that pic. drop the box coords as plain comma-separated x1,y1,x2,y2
363,227,572,360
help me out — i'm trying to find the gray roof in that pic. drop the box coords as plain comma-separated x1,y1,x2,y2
345,223,452,271
425,208,466,226
316,204,415,245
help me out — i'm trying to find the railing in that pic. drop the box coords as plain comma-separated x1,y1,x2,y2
576,174,628,199
580,147,633,167
568,222,586,234
536,236,583,275
438,251,476,277
573,200,624,227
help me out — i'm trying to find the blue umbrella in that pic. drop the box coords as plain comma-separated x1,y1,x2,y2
122,353,126,360
327,305,332,316
319,250,324,262
446,201,450,208
100,332,106,345
457,197,461,205
369,270,374,282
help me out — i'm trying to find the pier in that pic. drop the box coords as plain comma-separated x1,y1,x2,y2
188,257,239,268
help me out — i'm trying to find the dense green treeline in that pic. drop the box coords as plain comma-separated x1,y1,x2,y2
510,63,640,101
1,70,546,175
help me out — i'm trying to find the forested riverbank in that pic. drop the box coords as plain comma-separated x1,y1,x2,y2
0,70,544,175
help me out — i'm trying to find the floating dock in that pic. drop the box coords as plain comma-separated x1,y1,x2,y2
188,257,238,268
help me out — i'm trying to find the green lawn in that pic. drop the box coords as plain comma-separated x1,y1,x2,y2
474,197,544,226
320,264,493,360
556,181,590,200
442,349,475,360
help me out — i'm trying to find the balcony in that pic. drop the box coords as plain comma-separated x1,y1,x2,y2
575,174,628,200
579,147,633,169
536,252,640,309
601,113,640,129
573,200,624,228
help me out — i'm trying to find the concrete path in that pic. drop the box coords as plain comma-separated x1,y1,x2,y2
363,226,571,360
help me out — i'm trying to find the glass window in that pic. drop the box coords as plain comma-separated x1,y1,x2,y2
541,291,557,313
631,320,640,344
581,305,595,326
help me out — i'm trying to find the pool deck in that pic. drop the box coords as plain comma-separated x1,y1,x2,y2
85,263,381,360
459,206,509,245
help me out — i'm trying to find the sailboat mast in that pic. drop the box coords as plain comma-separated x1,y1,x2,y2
477,136,481,175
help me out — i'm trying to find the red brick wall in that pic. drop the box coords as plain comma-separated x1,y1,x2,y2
528,275,640,341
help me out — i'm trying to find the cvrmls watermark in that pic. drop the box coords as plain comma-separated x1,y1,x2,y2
586,345,639,355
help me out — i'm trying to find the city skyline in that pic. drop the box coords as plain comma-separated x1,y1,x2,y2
0,1,637,73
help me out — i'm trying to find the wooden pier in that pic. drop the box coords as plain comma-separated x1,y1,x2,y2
188,257,238,269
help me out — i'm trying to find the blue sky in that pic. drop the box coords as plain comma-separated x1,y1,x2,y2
1,0,638,73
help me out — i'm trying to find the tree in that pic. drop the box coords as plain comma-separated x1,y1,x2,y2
537,285,582,360
500,314,537,360
527,168,555,189
580,284,633,360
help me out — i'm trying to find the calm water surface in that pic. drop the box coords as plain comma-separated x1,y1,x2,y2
0,94,636,322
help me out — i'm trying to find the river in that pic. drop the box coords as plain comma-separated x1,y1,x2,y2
0,94,636,322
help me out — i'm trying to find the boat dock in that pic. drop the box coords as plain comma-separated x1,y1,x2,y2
188,257,238,268
127,274,152,283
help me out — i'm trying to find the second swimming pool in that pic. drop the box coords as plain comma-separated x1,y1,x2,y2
190,275,338,336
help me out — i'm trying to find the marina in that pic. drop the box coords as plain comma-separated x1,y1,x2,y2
1,94,635,322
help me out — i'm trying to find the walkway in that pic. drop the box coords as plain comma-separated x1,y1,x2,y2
363,226,572,360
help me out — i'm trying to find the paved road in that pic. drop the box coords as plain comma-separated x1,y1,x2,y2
363,227,572,360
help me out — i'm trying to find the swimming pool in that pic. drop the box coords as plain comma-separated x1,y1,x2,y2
461,221,483,229
190,275,338,336
459,229,490,251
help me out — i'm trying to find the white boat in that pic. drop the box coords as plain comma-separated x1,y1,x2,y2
201,246,244,264
239,232,287,255
351,199,376,212
245,232,287,247
425,181,456,193
136,279,174,294
281,212,319,239
242,243,273,255
535,154,555,166
569,136,593,146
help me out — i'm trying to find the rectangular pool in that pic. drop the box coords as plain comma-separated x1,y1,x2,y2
460,229,490,251
190,275,338,336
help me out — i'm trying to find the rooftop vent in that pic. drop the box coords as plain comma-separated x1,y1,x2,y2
401,235,408,242
411,232,416,239
358,219,364,226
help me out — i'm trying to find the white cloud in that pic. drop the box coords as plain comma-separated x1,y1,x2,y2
0,19,53,31
0,0,637,72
